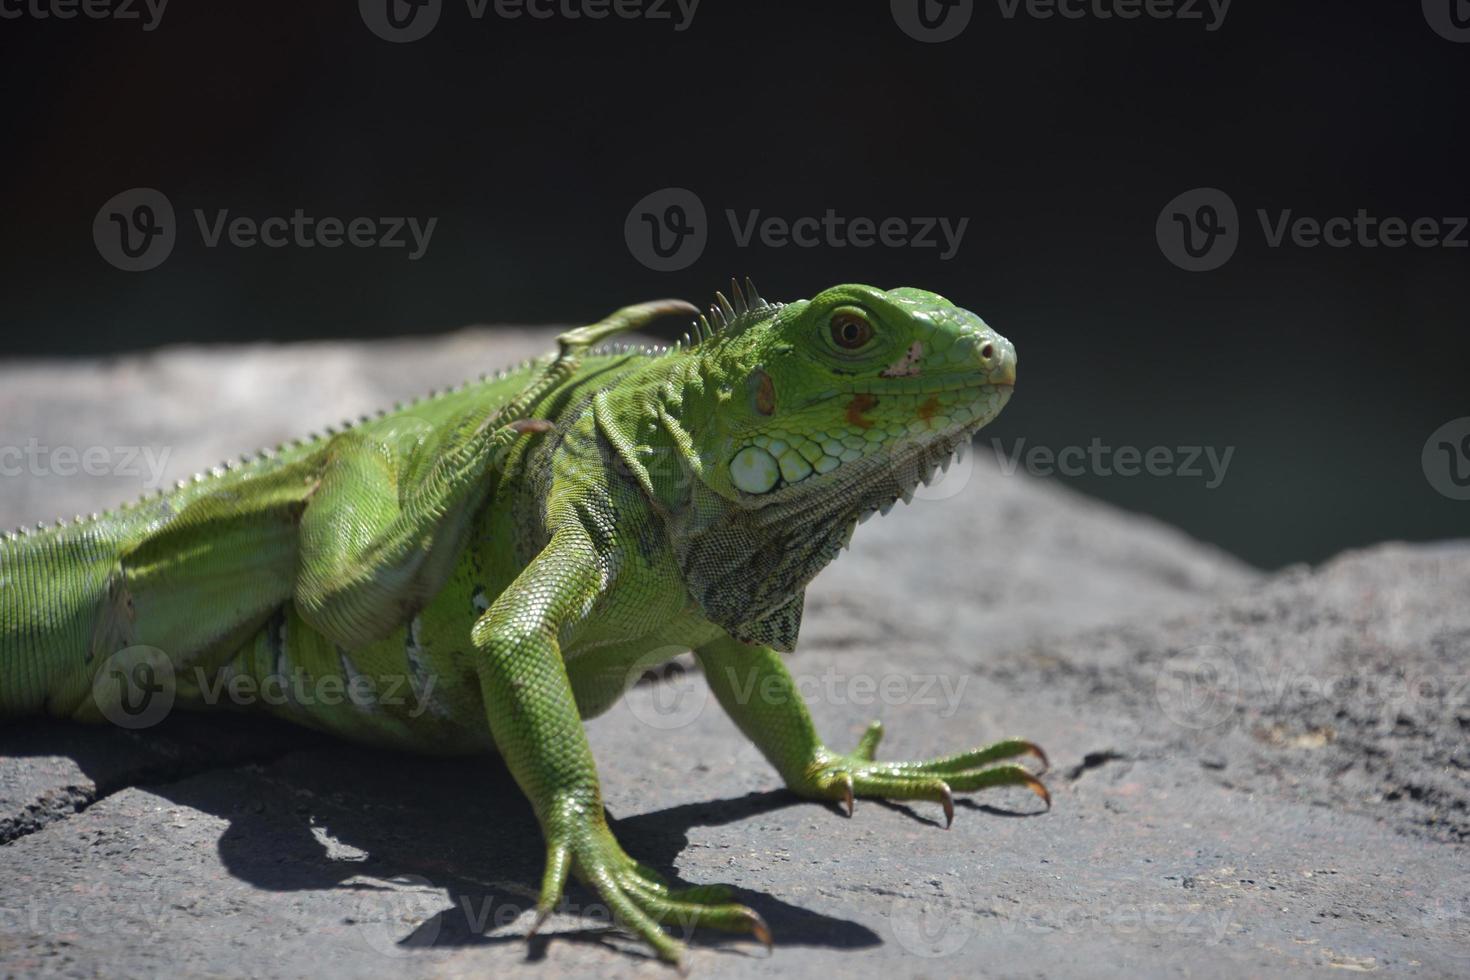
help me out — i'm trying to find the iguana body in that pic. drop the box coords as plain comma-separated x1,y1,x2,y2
0,282,1046,965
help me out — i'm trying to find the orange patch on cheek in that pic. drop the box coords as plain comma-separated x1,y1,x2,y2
916,395,940,426
754,371,776,415
846,393,878,429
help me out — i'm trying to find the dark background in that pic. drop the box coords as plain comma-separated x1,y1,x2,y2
2,0,1466,569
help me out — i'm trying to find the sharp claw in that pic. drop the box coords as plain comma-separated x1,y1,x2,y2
939,783,955,829
1022,741,1050,775
1024,774,1052,810
841,774,855,817
527,905,552,939
751,913,774,953
509,418,555,435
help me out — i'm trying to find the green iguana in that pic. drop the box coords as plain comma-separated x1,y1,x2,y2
0,281,1047,966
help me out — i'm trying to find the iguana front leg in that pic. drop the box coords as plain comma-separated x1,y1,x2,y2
472,526,769,966
294,298,695,649
695,637,1050,825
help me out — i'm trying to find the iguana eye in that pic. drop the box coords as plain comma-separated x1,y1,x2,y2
830,311,874,349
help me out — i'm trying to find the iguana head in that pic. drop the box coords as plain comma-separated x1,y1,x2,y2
699,281,1015,515
667,281,1016,650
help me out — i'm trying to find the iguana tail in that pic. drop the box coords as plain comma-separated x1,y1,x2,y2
0,524,123,719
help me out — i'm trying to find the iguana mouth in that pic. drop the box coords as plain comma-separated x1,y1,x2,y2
833,377,1009,398
741,405,999,522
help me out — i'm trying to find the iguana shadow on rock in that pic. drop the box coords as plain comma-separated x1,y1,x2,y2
2,714,880,963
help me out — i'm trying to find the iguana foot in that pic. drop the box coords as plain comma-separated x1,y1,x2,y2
530,808,771,968
794,722,1050,827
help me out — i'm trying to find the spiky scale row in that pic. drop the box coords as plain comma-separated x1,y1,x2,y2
2,352,545,539
688,277,775,347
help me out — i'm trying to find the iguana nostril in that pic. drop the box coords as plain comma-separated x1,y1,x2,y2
980,342,994,362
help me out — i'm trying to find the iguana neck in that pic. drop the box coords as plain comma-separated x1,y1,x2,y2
585,353,694,509
590,350,856,650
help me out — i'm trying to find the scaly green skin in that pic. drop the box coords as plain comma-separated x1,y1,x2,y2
0,282,1048,966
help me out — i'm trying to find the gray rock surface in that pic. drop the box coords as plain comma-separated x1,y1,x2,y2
1,332,1465,977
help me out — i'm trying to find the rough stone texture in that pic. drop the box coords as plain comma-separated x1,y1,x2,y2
1,332,1466,977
